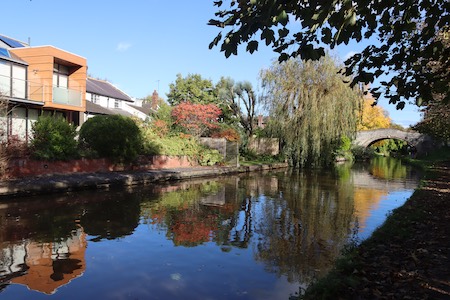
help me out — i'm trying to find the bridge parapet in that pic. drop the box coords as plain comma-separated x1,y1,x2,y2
354,129,434,155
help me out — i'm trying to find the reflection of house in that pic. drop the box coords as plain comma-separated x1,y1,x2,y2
0,34,87,142
0,228,87,295
85,77,158,121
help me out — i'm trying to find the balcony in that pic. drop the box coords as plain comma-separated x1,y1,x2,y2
0,74,45,103
52,86,82,107
0,75,83,108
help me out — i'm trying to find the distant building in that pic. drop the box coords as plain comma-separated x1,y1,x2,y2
85,78,157,121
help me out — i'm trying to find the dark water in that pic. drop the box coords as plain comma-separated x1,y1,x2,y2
0,158,420,299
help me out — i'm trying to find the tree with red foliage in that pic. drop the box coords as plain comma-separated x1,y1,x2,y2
171,101,222,137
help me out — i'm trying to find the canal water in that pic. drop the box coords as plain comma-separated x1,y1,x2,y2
0,157,420,299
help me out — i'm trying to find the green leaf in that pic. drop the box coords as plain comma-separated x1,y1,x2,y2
396,101,405,110
261,29,275,46
278,53,289,62
277,10,288,26
246,40,259,53
321,27,332,44
278,27,289,38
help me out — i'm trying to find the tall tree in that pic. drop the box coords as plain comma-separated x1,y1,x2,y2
216,77,258,137
413,102,450,142
166,74,216,106
413,28,450,143
209,0,450,109
357,92,391,130
260,55,362,167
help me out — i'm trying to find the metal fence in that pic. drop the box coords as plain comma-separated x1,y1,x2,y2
199,138,239,166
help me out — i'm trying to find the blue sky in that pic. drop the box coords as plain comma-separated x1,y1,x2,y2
3,0,421,126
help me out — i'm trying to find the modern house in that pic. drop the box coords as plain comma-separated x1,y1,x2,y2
0,34,87,142
1,33,158,143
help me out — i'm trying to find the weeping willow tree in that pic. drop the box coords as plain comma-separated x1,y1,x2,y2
260,55,362,167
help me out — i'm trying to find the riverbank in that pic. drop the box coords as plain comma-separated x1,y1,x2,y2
0,163,288,198
302,160,450,299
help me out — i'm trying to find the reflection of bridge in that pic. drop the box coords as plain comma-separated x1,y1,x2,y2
351,169,418,191
354,129,434,154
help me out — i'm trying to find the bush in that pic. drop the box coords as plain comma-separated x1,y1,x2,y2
79,115,143,162
198,148,223,166
30,115,78,161
351,145,375,160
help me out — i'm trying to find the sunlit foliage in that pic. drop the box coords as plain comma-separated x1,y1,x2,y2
357,95,391,130
260,55,362,167
209,0,450,109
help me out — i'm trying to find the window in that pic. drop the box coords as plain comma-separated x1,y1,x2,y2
114,99,120,108
91,94,99,104
0,61,10,95
53,63,69,88
12,65,26,98
0,60,26,98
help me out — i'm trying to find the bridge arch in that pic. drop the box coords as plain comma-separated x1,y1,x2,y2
354,129,434,155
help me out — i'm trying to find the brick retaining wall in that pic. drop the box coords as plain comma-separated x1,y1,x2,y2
5,155,198,179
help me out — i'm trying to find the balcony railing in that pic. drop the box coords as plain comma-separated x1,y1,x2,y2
52,86,82,107
0,74,83,107
0,74,45,101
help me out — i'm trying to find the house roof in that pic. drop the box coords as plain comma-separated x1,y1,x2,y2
0,34,27,48
85,100,114,115
86,78,133,102
0,48,28,65
128,103,154,115
108,108,133,118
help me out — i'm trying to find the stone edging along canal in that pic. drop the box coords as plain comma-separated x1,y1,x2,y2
0,163,288,198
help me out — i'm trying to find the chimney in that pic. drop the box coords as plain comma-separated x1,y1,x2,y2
257,115,263,128
151,90,159,110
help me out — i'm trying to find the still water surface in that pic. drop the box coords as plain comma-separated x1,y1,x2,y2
0,158,420,299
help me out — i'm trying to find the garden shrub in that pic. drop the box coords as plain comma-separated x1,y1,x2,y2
198,148,223,166
30,115,78,161
79,115,143,162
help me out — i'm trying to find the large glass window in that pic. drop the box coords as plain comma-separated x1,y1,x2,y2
53,63,69,88
12,65,26,98
0,61,26,98
0,61,10,96
11,107,27,140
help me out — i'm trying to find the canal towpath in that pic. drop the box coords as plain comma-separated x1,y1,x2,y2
0,163,288,198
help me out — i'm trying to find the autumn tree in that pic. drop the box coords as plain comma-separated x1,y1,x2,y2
209,0,450,109
166,74,216,106
260,55,362,167
171,101,222,137
357,92,391,130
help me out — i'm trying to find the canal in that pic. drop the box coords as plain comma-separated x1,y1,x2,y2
0,157,421,299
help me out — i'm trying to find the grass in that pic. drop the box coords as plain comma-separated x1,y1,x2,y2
403,145,450,170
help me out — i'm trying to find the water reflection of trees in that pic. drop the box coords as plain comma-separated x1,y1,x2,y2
240,170,355,283
140,180,240,247
0,161,416,295
140,171,356,284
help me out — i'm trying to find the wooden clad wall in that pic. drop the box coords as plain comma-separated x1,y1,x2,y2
10,46,87,112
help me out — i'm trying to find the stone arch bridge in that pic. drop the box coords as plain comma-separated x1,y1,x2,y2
354,129,435,155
